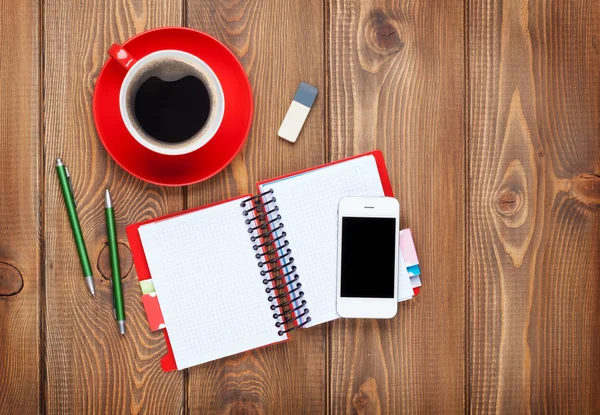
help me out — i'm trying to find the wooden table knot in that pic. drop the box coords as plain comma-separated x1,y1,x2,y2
366,14,403,52
571,173,600,209
97,242,134,280
359,9,403,73
374,25,402,50
0,261,24,297
495,187,523,216
352,377,382,415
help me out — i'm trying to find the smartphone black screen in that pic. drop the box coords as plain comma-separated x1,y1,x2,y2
340,216,396,298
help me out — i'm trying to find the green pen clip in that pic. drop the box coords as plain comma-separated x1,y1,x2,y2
109,279,116,320
64,166,77,207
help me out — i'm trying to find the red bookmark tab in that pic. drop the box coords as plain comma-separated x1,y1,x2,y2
141,292,165,331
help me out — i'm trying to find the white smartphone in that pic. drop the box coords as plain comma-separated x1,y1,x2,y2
336,196,400,319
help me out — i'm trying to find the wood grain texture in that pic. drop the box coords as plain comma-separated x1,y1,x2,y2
185,1,327,413
43,1,185,413
0,0,41,413
469,0,600,412
328,0,466,413
2,0,599,412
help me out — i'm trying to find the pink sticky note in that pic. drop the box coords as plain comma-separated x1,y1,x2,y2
399,229,419,267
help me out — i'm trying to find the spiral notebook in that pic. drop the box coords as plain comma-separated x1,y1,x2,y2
127,151,416,371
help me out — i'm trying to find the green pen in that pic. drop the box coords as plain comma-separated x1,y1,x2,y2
56,158,95,296
104,189,126,334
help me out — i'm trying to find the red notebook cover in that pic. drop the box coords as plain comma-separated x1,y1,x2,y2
127,150,415,371
127,196,255,371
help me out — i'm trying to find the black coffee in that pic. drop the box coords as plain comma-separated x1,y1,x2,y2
134,75,210,143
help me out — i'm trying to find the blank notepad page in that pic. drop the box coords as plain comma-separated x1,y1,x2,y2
138,197,285,369
259,155,385,327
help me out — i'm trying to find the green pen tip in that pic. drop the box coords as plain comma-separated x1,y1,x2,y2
105,189,112,208
118,321,126,335
84,276,95,297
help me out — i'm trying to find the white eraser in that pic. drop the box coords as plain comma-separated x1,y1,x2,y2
278,82,318,143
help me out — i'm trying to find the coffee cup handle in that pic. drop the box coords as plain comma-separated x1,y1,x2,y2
108,44,137,70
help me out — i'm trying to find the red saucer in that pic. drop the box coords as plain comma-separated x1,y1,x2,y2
93,27,253,186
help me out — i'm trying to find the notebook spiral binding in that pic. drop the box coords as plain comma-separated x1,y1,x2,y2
240,189,311,336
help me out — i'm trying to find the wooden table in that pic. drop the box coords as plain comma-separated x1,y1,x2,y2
1,0,598,413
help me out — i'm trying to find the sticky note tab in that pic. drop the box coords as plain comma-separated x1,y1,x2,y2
407,264,421,276
141,292,165,331
140,279,156,295
400,228,421,295
397,249,414,302
399,229,419,267
410,275,422,288
278,82,318,143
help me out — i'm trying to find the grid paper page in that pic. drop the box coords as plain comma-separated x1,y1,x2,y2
259,155,385,327
138,197,285,369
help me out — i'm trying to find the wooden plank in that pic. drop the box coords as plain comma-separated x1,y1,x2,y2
185,1,327,412
0,1,41,413
469,0,600,412
328,0,466,413
43,1,185,413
